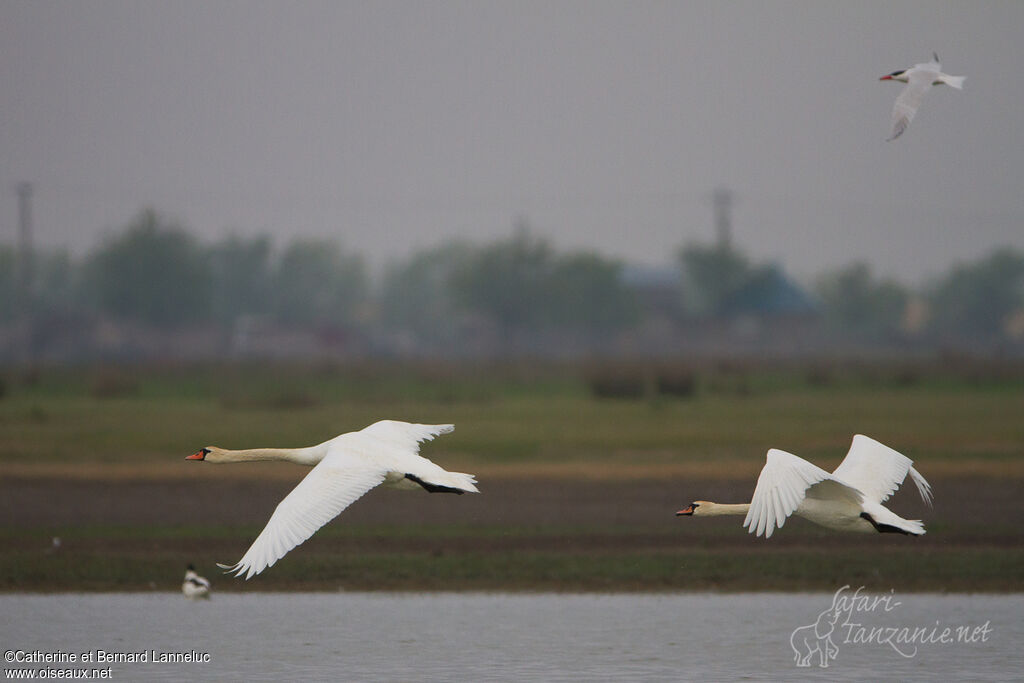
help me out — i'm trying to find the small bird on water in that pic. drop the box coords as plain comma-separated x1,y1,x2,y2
182,564,211,600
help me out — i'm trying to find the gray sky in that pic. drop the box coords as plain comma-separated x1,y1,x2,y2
2,1,1022,284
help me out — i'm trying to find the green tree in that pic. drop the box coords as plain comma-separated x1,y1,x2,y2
546,252,638,334
449,228,553,335
0,246,16,322
377,241,472,349
0,246,77,320
271,239,367,326
926,247,1024,342
35,249,77,315
678,242,756,316
207,234,273,320
815,263,908,340
83,210,210,326
449,228,639,348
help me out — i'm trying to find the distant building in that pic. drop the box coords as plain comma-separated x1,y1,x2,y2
620,265,683,319
720,265,820,320
709,265,821,354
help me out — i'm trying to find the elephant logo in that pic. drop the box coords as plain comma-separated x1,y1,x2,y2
790,605,842,668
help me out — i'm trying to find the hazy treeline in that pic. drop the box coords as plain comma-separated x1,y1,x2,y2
1,209,1023,357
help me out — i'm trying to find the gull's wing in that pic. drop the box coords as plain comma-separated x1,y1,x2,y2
888,69,936,140
831,434,932,506
744,449,862,538
219,452,388,579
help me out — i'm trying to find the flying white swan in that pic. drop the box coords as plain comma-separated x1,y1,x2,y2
182,564,211,599
186,420,477,579
880,52,965,141
676,435,932,537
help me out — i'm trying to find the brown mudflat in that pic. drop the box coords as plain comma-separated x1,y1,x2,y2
2,471,1022,593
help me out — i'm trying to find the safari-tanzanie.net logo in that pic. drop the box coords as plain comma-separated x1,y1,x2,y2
790,585,993,668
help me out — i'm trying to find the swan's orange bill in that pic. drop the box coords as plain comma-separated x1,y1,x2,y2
186,451,205,460
676,505,695,516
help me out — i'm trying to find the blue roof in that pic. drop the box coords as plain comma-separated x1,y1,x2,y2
722,266,819,316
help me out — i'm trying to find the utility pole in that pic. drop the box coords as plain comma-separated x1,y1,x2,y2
16,181,36,368
711,186,733,251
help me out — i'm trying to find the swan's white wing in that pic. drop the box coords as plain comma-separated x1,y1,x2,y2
356,420,454,451
907,466,933,506
219,452,387,579
744,449,861,538
340,420,477,492
831,434,932,506
888,69,935,140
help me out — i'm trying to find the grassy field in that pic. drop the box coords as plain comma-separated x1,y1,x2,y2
1,360,1022,592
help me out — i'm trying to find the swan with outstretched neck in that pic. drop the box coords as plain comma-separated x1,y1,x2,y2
186,420,477,579
676,435,932,537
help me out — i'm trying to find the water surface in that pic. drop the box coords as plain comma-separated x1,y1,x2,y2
2,592,1020,681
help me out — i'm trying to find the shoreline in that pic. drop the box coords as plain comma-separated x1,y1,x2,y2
3,474,1021,594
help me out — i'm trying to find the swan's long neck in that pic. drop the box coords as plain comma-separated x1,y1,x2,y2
700,502,751,517
208,447,321,466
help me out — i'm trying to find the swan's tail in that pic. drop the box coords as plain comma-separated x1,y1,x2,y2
899,518,926,536
908,466,933,507
409,470,479,494
941,74,965,90
436,471,479,494
868,505,926,536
